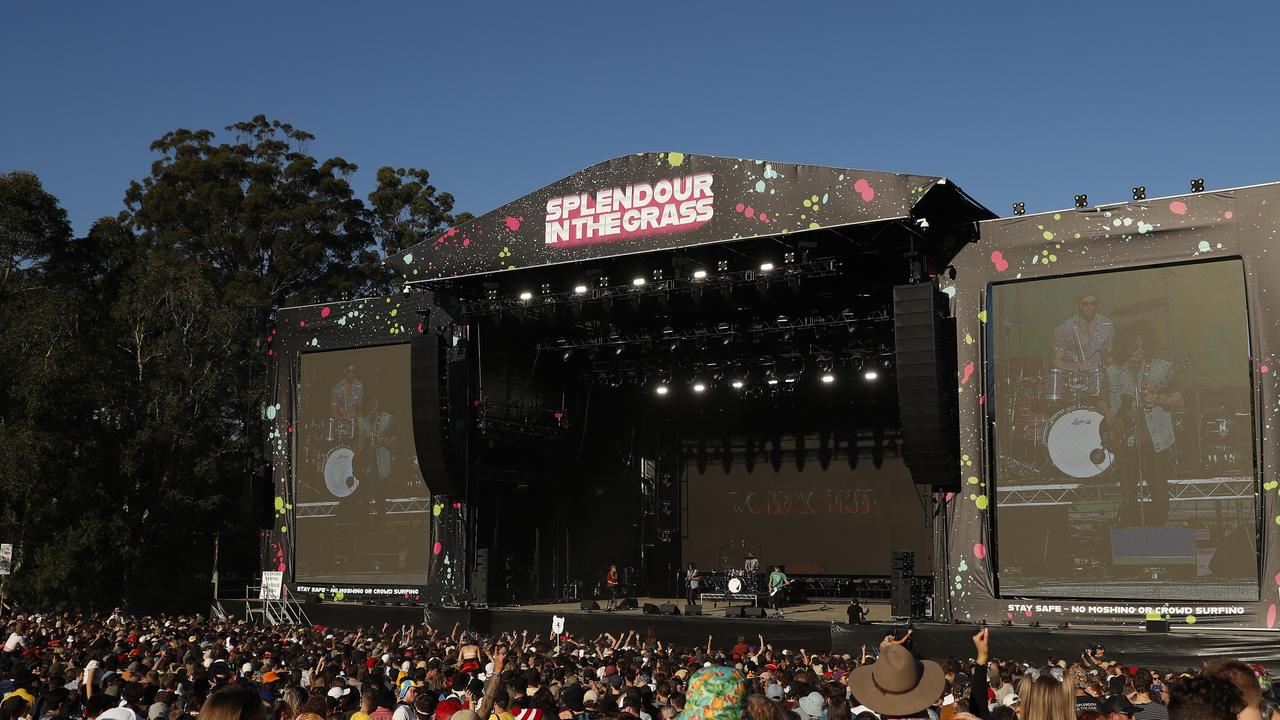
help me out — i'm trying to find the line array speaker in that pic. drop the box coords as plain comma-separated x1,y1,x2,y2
893,283,960,491
411,330,463,497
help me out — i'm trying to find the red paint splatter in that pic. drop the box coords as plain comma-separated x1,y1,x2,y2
452,502,462,509
1269,604,1277,629
267,349,274,356
744,207,755,218
853,178,875,202
287,425,293,433
990,250,1009,272
278,562,286,572
978,394,987,405
271,329,277,334
504,216,523,231
299,320,306,327
321,306,331,318
973,543,986,560
960,361,975,385
432,542,443,555
1169,200,1188,215
417,323,424,334
267,336,273,343
1225,211,1234,219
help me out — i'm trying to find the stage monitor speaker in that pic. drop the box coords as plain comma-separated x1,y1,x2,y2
617,597,639,611
724,606,745,618
411,331,463,497
684,604,702,616
743,606,767,619
893,283,960,491
642,603,660,615
580,600,599,611
659,603,681,616
1146,619,1170,633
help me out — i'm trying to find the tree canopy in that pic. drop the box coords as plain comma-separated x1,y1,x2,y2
0,117,466,609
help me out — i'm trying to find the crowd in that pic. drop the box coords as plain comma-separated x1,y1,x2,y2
1,612,1275,720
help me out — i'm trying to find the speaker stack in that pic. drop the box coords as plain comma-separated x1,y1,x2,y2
890,549,915,618
893,284,960,492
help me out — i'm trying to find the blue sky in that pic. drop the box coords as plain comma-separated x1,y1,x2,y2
4,1,1279,236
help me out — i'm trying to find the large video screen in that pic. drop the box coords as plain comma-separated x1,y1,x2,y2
294,344,430,585
684,454,933,577
990,259,1258,601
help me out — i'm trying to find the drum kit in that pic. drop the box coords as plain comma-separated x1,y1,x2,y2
298,418,362,499
1005,368,1114,479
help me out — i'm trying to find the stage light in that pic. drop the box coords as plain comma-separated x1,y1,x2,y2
693,383,706,393
519,291,533,301
1074,194,1088,208
717,260,729,272
599,275,610,287
692,269,707,280
655,385,669,396
731,380,744,389
784,376,797,384
1132,186,1146,201
863,369,879,381
562,350,572,361
1191,178,1205,193
783,252,796,264
821,374,835,384
759,262,775,272
632,277,646,287
540,283,552,296
614,346,624,355
767,378,779,386
1012,202,1025,216
574,284,588,294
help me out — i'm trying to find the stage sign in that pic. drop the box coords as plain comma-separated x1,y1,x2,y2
390,153,985,282
260,571,284,600
0,543,11,575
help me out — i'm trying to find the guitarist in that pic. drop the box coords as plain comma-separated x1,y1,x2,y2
1105,326,1183,527
768,564,790,617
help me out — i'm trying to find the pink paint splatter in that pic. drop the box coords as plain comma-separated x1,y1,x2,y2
321,306,331,318
744,207,755,218
432,542,442,555
417,322,424,334
299,320,306,327
1024,609,1033,617
1262,365,1270,374
1274,572,1280,585
1169,200,1188,215
504,215,523,231
1006,612,1013,619
278,562,286,572
853,178,875,202
462,238,471,247
759,213,769,223
267,349,274,356
944,492,955,502
973,543,986,560
452,502,462,509
960,361,975,385
978,394,987,405
287,425,293,434
1225,211,1234,219
1269,604,1277,629
735,202,745,212
990,250,1009,272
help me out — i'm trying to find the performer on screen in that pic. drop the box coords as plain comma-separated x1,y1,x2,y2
1053,290,1114,372
605,565,620,611
685,562,700,606
1105,324,1183,528
329,363,364,428
357,395,397,485
768,565,789,618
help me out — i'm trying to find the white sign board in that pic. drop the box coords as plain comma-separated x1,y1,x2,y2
551,615,565,635
260,571,284,600
0,544,11,575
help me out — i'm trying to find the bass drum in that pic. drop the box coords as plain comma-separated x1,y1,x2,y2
1045,407,1114,478
324,447,360,497
727,577,744,594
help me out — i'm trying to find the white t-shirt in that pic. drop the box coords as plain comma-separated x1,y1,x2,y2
4,633,25,652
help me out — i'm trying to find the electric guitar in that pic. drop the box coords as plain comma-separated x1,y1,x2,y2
768,579,795,597
1100,355,1191,451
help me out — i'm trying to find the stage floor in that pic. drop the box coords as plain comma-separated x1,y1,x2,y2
499,598,897,624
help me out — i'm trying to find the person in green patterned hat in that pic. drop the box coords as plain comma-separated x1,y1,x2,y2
679,666,747,720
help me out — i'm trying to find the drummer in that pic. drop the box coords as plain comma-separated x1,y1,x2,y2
1052,289,1114,373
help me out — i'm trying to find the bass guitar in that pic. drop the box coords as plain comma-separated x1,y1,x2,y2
768,579,795,597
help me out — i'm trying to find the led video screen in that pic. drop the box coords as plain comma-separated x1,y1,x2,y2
990,259,1258,601
294,344,430,584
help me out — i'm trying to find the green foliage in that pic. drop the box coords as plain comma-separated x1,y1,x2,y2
0,118,467,610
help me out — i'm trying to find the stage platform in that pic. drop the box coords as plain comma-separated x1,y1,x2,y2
235,598,1280,670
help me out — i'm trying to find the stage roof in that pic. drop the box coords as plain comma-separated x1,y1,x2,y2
389,152,994,283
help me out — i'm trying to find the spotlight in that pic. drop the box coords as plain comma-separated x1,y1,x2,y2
574,285,588,294
614,346,624,355
1132,186,1146,201
632,277,646,287
519,291,533,301
783,376,797,384
652,269,664,281
821,374,835,384
1012,202,1025,216
1074,194,1088,208
767,378,779,386
693,383,706,393
1191,178,1205,193
540,283,552,296
599,275,610,287
655,385,669,396
783,252,796,264
731,380,744,389
692,269,707,280
717,260,729,272
759,262,775,272
863,369,879,381
562,350,572,361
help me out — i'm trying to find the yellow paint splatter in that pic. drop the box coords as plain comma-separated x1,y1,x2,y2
809,222,820,229
964,331,974,345
975,495,989,510
978,310,987,323
668,152,685,167
1043,231,1054,241
1053,213,1062,220
967,476,979,485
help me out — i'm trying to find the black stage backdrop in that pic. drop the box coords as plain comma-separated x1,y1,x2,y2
684,454,932,575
